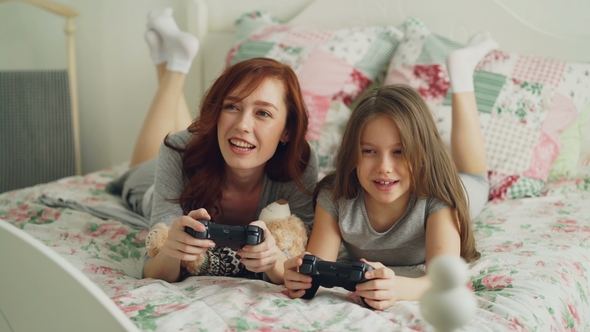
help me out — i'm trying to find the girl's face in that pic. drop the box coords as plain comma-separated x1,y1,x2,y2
356,115,411,208
217,78,289,174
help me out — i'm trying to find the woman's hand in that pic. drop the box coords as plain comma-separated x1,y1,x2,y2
144,208,216,281
161,208,216,261
237,221,279,272
355,259,398,310
283,253,312,298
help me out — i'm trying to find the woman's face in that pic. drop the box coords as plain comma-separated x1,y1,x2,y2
217,78,289,174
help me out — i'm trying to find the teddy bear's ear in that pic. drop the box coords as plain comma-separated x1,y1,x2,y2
259,200,291,222
146,223,171,257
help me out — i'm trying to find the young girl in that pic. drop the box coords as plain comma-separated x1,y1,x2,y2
283,32,498,310
108,8,317,284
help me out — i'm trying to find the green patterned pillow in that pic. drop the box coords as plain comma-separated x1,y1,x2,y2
385,17,590,199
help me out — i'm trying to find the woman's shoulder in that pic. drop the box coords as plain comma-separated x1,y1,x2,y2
302,144,319,177
167,129,192,147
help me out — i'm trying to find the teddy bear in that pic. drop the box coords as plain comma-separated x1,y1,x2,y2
145,199,308,277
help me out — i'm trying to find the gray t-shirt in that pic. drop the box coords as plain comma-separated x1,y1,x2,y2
150,130,318,229
317,188,448,266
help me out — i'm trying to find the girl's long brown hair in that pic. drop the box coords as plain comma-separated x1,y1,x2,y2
315,84,480,262
166,57,311,217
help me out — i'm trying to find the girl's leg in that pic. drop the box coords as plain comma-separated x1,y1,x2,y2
130,8,198,167
446,32,498,175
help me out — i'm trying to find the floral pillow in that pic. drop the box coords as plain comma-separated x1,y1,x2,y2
549,104,590,179
385,17,590,200
227,11,404,143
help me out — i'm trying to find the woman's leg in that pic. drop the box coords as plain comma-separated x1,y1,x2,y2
130,8,199,167
130,71,191,167
446,32,498,175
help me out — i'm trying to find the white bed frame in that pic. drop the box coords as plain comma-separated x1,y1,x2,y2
0,0,82,175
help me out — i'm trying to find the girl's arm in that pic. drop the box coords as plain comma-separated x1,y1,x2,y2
357,206,461,309
306,204,342,261
283,203,342,297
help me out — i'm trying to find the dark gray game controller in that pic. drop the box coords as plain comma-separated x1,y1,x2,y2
184,219,264,250
299,254,374,307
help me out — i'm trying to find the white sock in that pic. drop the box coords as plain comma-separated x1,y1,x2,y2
446,31,499,93
144,29,166,65
147,7,200,74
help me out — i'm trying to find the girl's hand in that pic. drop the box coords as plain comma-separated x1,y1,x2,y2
161,208,216,261
283,253,312,298
237,220,280,273
355,259,398,310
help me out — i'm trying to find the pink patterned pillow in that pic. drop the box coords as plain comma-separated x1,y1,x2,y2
386,17,590,199
227,11,403,142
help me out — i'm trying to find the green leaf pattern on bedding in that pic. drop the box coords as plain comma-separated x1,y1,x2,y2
1,168,590,331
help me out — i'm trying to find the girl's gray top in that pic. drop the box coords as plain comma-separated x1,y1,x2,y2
150,130,318,229
316,188,448,266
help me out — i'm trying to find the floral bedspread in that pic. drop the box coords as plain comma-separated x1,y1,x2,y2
1,167,589,331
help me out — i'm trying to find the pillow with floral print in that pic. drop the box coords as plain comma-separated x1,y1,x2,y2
226,11,403,143
385,17,590,199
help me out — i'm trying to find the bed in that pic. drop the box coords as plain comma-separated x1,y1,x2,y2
2,0,590,331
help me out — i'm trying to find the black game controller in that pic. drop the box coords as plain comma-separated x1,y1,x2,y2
184,219,264,250
299,254,374,304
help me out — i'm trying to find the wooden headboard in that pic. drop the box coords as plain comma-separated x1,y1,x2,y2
0,0,81,175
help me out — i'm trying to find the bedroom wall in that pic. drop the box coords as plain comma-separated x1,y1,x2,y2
0,0,189,174
1,0,589,175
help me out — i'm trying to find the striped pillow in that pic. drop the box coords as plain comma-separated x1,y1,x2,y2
227,11,403,142
385,17,590,200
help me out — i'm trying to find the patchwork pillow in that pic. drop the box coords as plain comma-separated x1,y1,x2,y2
573,105,590,178
227,11,403,143
310,100,352,180
385,17,590,200
548,104,590,179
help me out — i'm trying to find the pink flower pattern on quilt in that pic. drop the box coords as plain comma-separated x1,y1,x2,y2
488,171,520,200
2,165,590,331
412,64,450,104
523,132,560,180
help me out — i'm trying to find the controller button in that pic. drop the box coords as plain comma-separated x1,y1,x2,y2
350,270,362,281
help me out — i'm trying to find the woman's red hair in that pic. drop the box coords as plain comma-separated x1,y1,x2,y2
165,57,311,216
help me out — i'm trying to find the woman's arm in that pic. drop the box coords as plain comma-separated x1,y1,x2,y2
143,209,215,281
237,220,288,284
357,207,461,309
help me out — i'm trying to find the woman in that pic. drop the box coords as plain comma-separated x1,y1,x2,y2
110,8,317,284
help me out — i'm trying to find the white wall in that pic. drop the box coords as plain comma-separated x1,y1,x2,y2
0,0,195,174
1,0,588,174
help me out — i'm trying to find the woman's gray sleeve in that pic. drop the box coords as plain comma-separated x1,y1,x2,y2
149,140,186,229
284,147,319,227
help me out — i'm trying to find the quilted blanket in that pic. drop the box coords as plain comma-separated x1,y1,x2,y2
1,166,589,331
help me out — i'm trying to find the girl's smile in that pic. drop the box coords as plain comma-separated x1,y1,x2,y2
356,115,411,209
